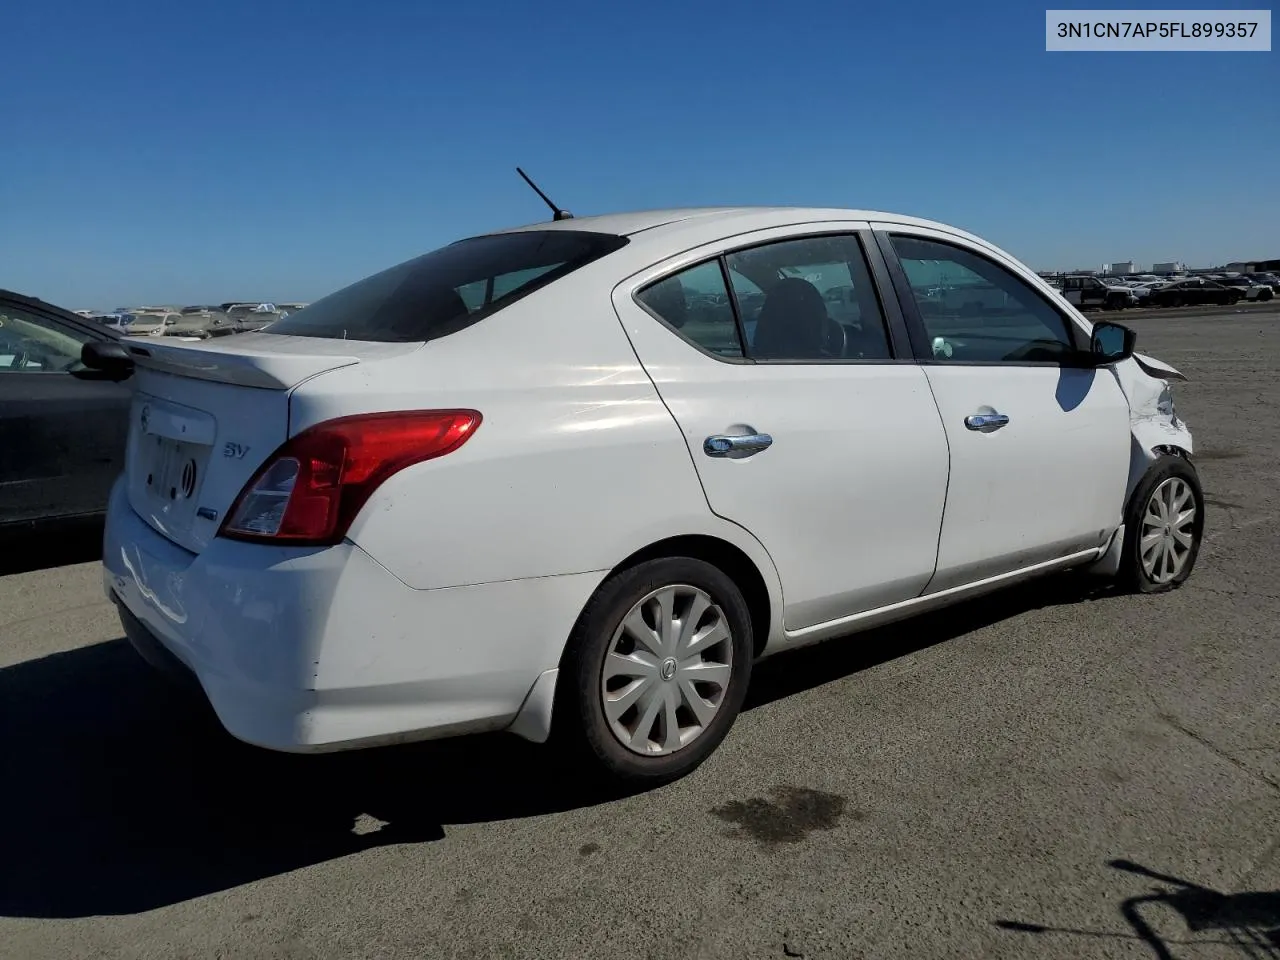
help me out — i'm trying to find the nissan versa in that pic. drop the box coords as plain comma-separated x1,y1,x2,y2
98,207,1203,783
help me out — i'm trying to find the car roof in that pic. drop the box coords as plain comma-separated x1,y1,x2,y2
481,205,994,247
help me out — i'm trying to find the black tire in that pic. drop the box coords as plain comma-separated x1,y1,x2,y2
1118,455,1205,594
1167,294,1183,308
554,557,754,785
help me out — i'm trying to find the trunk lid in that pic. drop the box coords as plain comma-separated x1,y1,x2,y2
122,335,421,553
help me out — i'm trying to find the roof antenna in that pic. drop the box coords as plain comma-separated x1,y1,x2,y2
516,167,573,221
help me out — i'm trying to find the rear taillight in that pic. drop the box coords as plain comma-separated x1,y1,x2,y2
219,410,481,546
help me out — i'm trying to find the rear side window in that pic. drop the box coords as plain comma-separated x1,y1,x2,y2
636,261,744,358
266,230,629,343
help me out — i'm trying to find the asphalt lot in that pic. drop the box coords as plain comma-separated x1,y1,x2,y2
2,307,1278,960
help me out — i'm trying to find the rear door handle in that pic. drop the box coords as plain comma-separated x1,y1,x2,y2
704,433,773,457
964,413,1009,432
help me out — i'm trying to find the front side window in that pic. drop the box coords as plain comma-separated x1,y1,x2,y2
0,305,90,372
267,230,629,343
889,235,1077,363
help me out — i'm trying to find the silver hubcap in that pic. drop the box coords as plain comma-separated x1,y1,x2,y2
1141,477,1197,583
601,584,734,757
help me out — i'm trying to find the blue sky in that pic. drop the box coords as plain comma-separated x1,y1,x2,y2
3,0,1276,307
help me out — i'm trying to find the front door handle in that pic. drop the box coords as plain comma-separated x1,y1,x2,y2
964,412,1010,432
704,433,773,457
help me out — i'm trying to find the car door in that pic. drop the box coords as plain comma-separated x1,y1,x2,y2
613,226,950,633
872,226,1132,593
1165,280,1191,305
0,298,133,525
1083,278,1108,308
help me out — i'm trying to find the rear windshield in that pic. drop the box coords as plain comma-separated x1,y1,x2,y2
264,230,629,343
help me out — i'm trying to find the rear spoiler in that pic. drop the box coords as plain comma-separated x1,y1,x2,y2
124,338,360,390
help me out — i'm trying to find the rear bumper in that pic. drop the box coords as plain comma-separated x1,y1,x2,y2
103,479,602,752
115,597,200,689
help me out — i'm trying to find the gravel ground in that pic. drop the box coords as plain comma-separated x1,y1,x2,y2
2,309,1277,960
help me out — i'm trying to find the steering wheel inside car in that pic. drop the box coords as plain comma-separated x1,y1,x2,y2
821,317,848,358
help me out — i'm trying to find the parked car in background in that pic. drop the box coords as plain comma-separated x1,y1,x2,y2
236,312,279,333
1246,273,1280,291
1059,275,1138,310
101,206,1202,784
122,313,179,337
1,289,135,534
1217,276,1274,301
1145,278,1243,308
1129,280,1171,302
90,312,137,333
162,309,240,338
222,303,281,332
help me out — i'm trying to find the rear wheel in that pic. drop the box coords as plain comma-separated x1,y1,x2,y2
555,557,754,784
1119,455,1204,593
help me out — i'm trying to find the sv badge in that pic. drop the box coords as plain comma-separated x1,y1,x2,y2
223,442,250,459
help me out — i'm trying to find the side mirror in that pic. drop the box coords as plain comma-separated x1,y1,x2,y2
78,340,135,381
1089,320,1136,364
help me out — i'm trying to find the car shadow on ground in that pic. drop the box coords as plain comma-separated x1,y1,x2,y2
744,571,1118,712
0,572,1118,919
995,859,1280,958
0,518,104,576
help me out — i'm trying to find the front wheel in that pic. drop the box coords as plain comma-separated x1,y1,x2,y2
555,557,754,784
1119,455,1205,593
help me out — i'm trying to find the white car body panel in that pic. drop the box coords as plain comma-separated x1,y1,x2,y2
1133,352,1187,383
611,222,949,631
100,205,1197,755
286,264,785,614
103,480,601,751
870,222,1132,590
917,363,1130,590
1115,354,1194,487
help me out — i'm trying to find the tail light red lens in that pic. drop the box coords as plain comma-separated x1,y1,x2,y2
220,410,482,546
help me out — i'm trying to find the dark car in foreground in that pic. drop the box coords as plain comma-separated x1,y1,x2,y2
0,289,135,534
1144,278,1243,308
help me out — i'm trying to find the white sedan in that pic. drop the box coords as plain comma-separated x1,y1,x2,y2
96,207,1204,783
